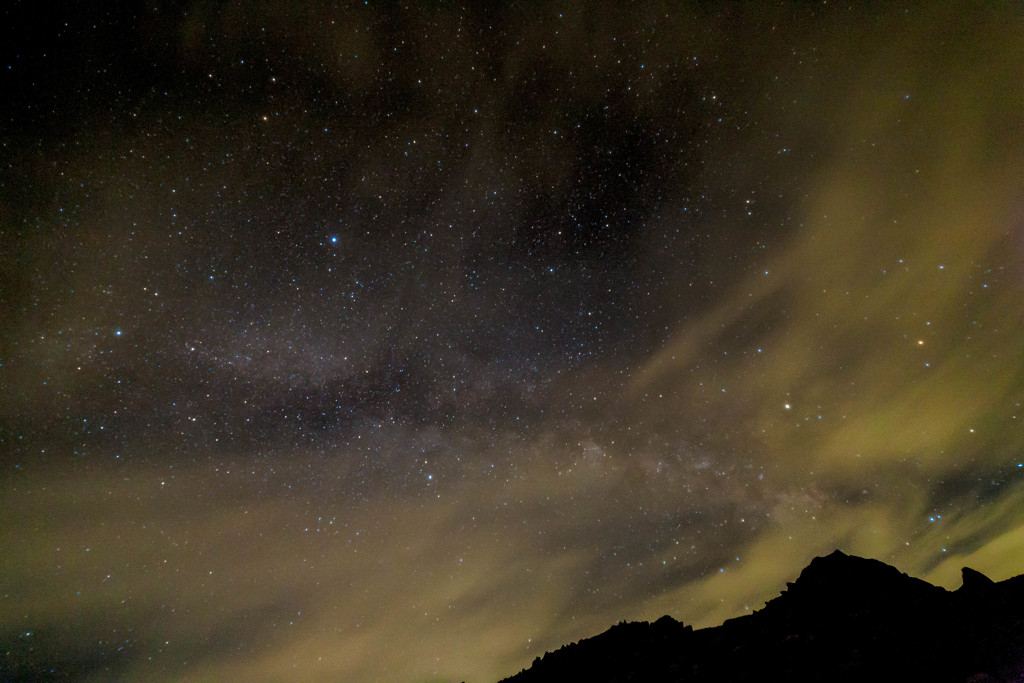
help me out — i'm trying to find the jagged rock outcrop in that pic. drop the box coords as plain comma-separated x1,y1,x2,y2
501,550,1024,682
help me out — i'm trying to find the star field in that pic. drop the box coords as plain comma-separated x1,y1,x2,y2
3,3,1024,681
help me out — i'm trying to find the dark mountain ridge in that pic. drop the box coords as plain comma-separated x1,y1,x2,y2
501,550,1024,682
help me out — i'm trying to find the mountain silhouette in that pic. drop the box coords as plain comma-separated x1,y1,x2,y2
500,550,1024,682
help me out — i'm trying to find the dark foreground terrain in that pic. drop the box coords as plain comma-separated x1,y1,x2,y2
502,550,1024,682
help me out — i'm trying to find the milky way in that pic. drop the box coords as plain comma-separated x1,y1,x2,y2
3,3,1024,681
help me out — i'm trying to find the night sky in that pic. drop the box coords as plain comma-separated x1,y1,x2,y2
3,2,1024,681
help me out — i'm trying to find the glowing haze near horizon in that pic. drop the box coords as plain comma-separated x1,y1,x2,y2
3,3,1024,681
